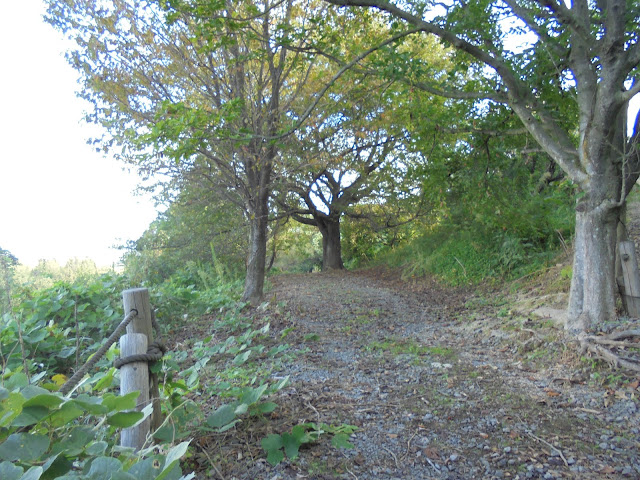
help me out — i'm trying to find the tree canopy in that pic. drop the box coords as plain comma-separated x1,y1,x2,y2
46,0,640,340
325,0,640,334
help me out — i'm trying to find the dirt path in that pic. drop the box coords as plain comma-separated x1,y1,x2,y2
193,269,640,479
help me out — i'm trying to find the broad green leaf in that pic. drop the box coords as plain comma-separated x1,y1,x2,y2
281,432,301,459
232,350,251,365
217,420,240,433
41,453,72,480
4,373,28,391
291,424,313,443
0,433,50,462
93,368,116,391
127,457,162,480
240,384,267,405
0,461,23,480
12,406,49,427
331,433,355,449
19,466,43,480
24,330,47,344
28,372,47,385
109,472,137,480
162,441,190,472
261,433,283,452
206,404,236,429
107,411,144,428
50,427,95,457
272,376,289,391
56,347,76,359
85,441,108,456
20,386,49,400
48,402,83,427
0,387,9,401
72,395,107,415
23,393,64,409
255,401,277,414
265,448,284,466
86,457,122,480
102,392,140,412
235,397,252,414
0,392,25,427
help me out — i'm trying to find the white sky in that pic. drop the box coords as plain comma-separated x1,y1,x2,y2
0,1,158,267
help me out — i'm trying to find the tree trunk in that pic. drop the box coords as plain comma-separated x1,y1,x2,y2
318,217,344,270
566,201,620,333
243,200,269,305
565,100,633,334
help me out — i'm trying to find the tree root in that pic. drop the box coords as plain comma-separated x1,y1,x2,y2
578,328,640,372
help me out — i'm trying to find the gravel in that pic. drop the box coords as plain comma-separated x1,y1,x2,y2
201,269,640,479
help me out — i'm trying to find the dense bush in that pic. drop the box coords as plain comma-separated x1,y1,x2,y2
1,274,128,378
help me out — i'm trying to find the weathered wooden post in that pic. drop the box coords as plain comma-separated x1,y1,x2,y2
119,333,150,449
120,288,153,449
619,241,640,318
122,288,153,339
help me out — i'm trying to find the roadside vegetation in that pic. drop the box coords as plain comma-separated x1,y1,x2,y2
4,0,639,476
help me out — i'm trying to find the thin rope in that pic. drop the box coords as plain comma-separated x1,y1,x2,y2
59,309,138,395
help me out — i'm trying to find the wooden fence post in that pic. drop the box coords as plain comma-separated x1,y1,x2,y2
119,333,150,449
619,241,640,318
120,288,153,449
122,288,153,338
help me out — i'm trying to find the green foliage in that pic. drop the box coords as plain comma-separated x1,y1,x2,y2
261,423,356,466
0,248,18,316
0,379,192,480
148,262,243,321
121,190,247,287
1,274,128,377
205,380,286,433
14,259,103,291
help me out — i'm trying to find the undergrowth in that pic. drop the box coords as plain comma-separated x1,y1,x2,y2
0,261,353,478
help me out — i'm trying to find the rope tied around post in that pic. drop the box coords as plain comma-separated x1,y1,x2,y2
59,308,139,395
114,341,167,369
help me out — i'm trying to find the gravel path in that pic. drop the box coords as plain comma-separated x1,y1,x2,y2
192,268,640,479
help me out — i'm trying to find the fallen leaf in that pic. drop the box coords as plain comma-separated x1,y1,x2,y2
544,388,561,397
424,447,440,459
479,432,489,439
627,380,639,390
615,390,627,400
600,465,616,474
388,433,398,438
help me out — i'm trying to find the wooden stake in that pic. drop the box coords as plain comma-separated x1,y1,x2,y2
121,288,163,436
119,333,150,450
619,241,640,318
122,288,153,339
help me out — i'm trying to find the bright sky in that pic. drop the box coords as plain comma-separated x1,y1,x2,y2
0,1,158,268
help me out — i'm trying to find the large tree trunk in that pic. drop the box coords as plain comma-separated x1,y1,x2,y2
318,217,344,270
566,201,621,333
243,198,269,305
566,114,626,333
242,154,272,305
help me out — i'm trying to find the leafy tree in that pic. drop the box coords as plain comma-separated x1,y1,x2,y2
326,0,640,334
273,18,450,270
122,179,248,284
45,0,331,305
278,107,425,269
